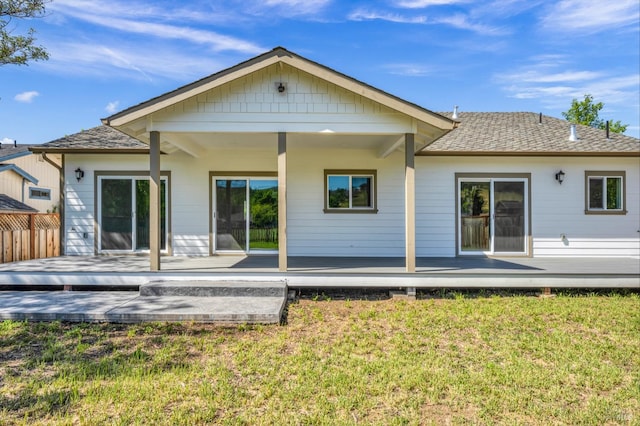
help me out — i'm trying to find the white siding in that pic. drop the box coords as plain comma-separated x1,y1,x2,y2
65,145,279,256
287,144,405,257
416,156,640,258
64,140,407,257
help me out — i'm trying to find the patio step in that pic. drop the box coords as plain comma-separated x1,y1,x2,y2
139,280,287,298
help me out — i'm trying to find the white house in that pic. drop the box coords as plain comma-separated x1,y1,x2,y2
32,47,640,272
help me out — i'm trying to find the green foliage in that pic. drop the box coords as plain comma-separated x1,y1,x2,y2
461,183,487,216
0,0,49,65
328,187,349,208
249,186,277,228
562,94,628,134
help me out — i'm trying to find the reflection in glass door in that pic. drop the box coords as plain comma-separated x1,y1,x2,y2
214,178,278,253
249,180,278,251
99,177,167,252
101,179,133,250
493,181,525,253
215,180,247,251
460,181,490,252
459,178,527,255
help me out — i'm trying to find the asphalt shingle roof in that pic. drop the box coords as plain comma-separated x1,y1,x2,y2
0,144,34,161
0,194,37,213
33,126,148,151
422,112,640,155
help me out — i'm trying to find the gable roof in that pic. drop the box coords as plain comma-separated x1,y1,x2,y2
0,194,37,213
419,112,640,156
30,125,150,154
0,164,38,184
0,144,34,162
102,46,456,133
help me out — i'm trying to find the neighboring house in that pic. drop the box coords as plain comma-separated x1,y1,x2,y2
32,47,640,270
0,194,37,214
0,142,60,213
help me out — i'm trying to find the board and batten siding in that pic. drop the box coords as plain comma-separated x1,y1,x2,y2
416,156,640,258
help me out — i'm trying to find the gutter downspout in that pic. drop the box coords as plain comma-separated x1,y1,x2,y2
42,153,65,255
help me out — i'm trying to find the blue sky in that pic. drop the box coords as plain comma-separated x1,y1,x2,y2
1,0,639,145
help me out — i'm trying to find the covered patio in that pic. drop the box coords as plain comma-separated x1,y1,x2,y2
0,255,637,289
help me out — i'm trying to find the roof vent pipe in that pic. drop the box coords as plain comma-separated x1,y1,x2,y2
569,124,578,141
539,112,542,124
452,105,459,119
14,140,17,147
606,120,610,139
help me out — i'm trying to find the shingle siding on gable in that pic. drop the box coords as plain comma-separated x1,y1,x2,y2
150,63,411,134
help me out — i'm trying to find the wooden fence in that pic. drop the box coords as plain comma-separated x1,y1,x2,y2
0,213,60,263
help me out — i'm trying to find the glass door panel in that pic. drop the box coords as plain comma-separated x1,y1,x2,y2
135,180,167,250
460,181,490,252
216,180,247,251
101,179,132,250
494,181,525,253
249,179,278,251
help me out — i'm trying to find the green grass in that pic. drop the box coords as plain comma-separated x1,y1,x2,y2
1,293,638,425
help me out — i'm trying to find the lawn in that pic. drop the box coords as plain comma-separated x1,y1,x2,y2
1,292,638,425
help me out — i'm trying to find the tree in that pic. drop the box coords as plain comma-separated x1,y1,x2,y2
1,0,49,65
562,94,628,134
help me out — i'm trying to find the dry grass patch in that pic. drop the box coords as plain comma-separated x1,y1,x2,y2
1,292,638,425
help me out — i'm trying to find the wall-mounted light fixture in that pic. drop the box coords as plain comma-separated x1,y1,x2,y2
555,170,565,184
275,82,286,94
75,167,85,182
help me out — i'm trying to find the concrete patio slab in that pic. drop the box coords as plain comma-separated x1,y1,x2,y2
0,291,286,324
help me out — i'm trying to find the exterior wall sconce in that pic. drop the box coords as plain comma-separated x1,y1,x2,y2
555,170,565,184
275,82,286,94
75,167,85,182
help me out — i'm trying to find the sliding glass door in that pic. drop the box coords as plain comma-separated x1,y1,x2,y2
458,177,528,255
99,177,167,253
214,177,278,253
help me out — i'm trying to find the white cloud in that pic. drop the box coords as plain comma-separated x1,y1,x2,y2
394,0,470,7
349,7,507,35
348,9,426,23
433,14,509,35
383,63,435,77
49,0,264,54
41,41,225,81
1,137,15,145
495,57,640,109
541,0,640,33
14,91,40,103
50,0,240,26
255,0,332,16
105,101,120,114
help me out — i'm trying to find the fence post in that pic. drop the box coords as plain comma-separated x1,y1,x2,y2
29,214,36,260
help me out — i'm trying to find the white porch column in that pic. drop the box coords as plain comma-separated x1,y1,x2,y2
278,132,288,272
150,131,161,271
405,133,416,273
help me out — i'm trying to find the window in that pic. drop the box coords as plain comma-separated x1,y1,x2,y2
29,188,51,200
585,171,626,214
324,170,377,213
